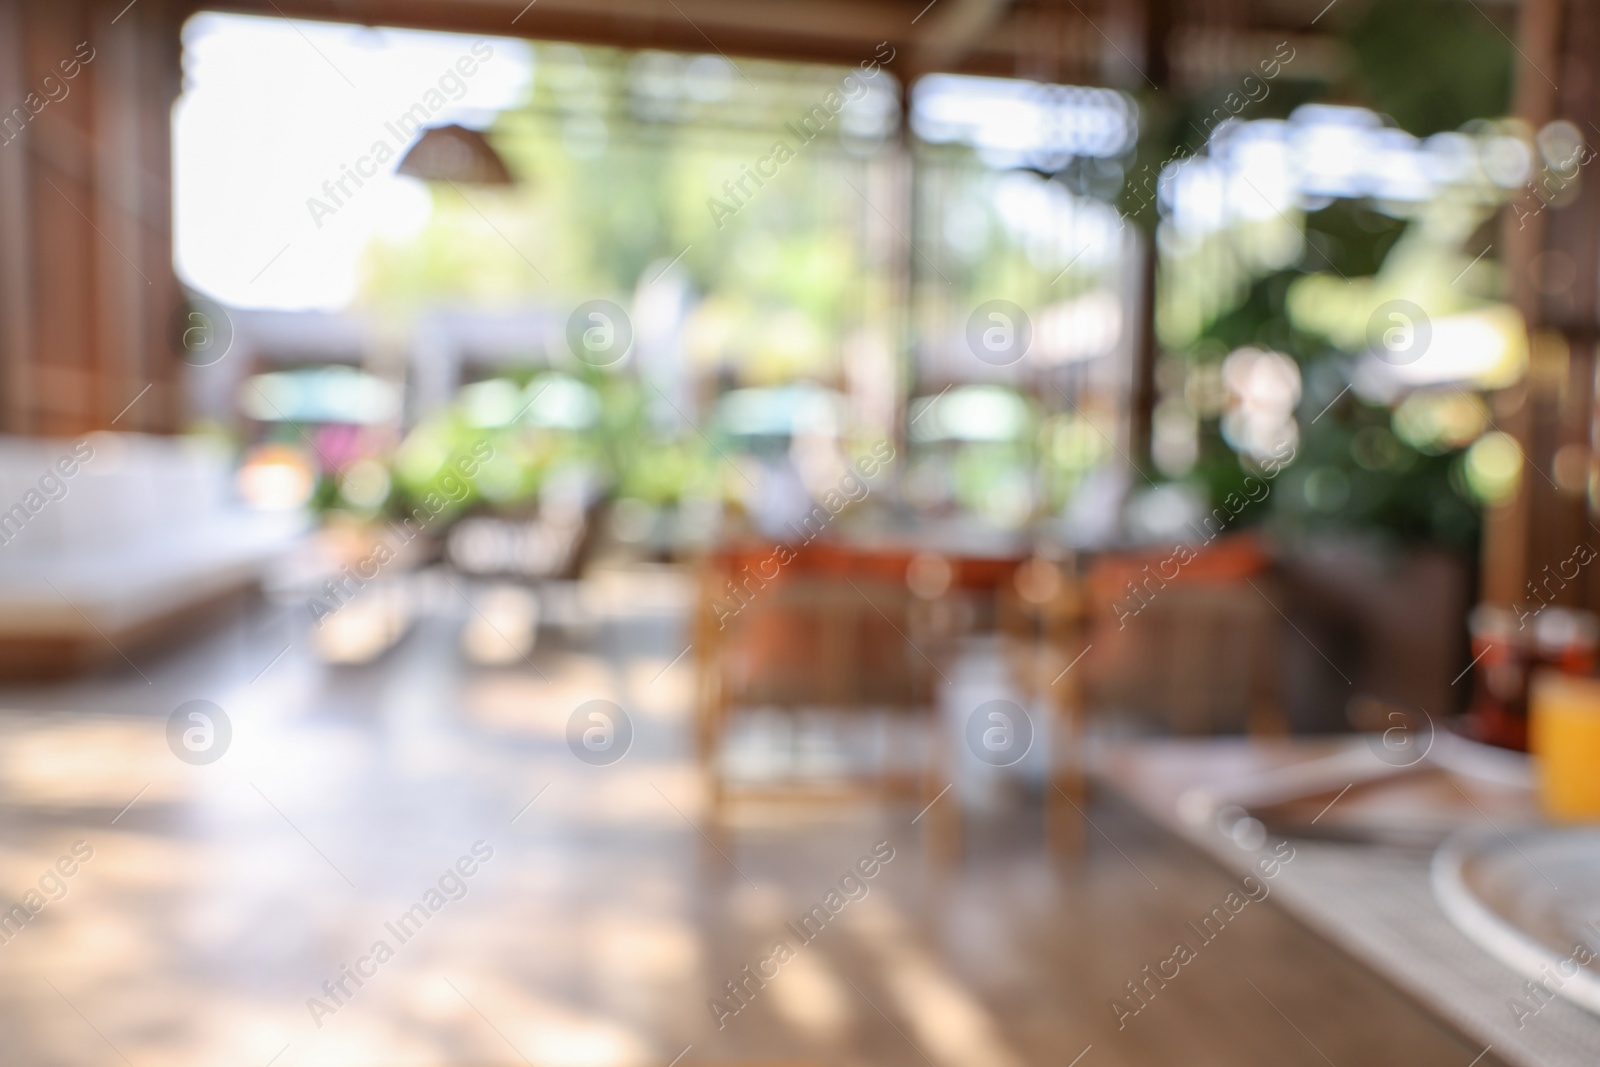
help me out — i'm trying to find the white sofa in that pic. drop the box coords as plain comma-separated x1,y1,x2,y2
0,434,307,674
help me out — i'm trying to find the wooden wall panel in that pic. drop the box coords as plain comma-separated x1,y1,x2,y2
1485,0,1600,612
0,0,36,433
0,0,182,435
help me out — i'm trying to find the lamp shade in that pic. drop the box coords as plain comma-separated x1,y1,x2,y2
396,124,514,185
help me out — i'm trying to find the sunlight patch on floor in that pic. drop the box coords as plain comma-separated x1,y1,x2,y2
850,895,1030,1067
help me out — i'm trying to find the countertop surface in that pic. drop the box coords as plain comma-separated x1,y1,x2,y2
1096,737,1600,1067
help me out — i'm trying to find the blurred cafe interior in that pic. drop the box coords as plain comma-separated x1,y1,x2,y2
5,0,1600,1063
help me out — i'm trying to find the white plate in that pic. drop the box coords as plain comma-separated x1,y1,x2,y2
1432,826,1600,1018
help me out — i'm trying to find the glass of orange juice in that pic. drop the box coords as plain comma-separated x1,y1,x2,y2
1530,670,1600,821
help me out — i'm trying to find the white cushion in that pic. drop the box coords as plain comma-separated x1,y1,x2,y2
0,434,308,637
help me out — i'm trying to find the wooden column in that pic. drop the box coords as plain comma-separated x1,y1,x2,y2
1125,0,1172,470
1484,0,1600,610
0,0,183,436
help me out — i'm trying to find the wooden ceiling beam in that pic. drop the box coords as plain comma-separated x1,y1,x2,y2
910,0,1015,76
197,0,1351,81
210,0,927,68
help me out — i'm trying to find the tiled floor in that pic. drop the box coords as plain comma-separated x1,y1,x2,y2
0,572,1490,1066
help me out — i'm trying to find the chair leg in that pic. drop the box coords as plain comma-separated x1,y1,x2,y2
1048,641,1088,855
699,678,727,828
1047,766,1087,854
922,712,961,863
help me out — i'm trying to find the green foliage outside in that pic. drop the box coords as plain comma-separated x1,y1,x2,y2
1156,0,1518,555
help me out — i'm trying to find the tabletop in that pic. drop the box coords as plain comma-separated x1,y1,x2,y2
1094,736,1600,1067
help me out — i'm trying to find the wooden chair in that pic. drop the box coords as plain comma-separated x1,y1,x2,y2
694,545,960,853
1079,531,1285,737
1017,534,1286,850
